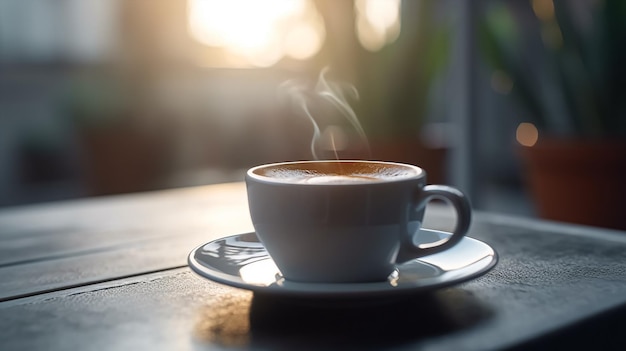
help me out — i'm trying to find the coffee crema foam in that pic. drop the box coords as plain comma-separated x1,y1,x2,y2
253,162,420,184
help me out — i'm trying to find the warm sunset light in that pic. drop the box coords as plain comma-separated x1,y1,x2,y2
355,0,401,52
516,122,539,147
188,0,325,67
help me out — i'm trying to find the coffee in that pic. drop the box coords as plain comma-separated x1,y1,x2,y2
252,161,420,184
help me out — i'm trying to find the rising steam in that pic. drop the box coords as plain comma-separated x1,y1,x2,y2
279,67,370,160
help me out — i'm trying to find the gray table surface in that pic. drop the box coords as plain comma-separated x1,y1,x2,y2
2,182,626,351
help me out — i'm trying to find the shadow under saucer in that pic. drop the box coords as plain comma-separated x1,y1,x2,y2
247,288,493,349
193,288,493,349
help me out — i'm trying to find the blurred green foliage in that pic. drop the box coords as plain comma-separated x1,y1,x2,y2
480,0,626,138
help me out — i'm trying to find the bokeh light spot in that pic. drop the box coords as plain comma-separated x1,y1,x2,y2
516,123,539,147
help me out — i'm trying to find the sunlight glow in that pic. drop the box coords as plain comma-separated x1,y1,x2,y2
188,0,324,67
355,0,401,52
285,22,325,60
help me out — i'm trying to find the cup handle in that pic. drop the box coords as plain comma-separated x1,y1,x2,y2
399,185,472,260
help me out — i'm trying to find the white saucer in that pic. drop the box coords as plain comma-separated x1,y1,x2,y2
188,229,497,298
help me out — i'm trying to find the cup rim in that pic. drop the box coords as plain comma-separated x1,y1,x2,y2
246,160,424,185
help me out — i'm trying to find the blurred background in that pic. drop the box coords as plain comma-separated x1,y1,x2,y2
1,0,625,229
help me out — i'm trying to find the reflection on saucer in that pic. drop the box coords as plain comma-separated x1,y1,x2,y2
188,229,498,298
239,259,281,287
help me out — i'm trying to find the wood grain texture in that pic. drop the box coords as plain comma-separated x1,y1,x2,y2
0,183,253,301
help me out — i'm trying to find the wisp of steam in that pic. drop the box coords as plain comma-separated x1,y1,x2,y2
279,67,370,160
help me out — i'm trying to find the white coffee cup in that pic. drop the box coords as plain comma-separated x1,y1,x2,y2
245,160,471,283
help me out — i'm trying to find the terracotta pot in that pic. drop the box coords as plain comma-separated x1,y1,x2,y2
520,139,626,230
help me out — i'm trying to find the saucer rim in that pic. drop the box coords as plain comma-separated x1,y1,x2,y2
188,229,498,298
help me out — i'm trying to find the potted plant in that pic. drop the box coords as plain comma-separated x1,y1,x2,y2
480,0,626,229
